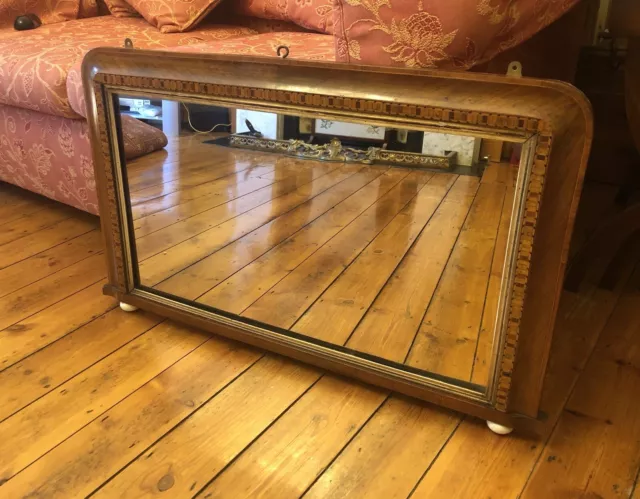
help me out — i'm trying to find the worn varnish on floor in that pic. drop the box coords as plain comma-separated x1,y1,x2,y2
128,136,516,388
1,134,639,498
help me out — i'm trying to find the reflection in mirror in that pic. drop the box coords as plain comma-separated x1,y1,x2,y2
119,96,522,391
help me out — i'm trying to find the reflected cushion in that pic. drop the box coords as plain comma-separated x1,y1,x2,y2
121,114,169,160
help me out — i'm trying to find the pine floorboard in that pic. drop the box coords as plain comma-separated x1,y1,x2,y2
1,135,639,498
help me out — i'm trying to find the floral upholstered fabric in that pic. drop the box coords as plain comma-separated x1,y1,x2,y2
334,0,580,69
0,0,85,30
70,31,335,118
221,14,312,33
78,0,100,18
0,105,166,214
172,31,336,61
0,16,257,119
0,0,581,217
103,0,139,17
232,0,335,34
124,0,224,32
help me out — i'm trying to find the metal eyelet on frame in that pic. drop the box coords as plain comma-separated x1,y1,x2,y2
124,38,134,49
277,45,290,59
506,61,522,78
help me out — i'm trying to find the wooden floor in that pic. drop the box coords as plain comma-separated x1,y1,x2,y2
128,135,515,387
1,145,640,498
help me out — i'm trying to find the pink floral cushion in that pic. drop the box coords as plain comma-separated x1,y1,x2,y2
0,105,166,214
103,0,139,17
0,0,81,30
0,16,257,119
221,14,312,34
334,0,580,69
79,0,100,18
123,0,224,33
232,0,334,34
120,114,168,160
171,31,336,61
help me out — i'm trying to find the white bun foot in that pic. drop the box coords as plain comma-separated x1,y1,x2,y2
119,302,138,312
487,420,513,435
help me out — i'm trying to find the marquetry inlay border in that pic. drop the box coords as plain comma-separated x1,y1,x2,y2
93,73,554,413
494,134,552,411
94,83,128,289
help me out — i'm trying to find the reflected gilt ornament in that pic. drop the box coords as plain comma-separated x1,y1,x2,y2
228,135,456,169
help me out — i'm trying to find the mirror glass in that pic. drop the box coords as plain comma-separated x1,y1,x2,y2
117,95,526,392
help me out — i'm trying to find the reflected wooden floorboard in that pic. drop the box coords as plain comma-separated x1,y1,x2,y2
136,162,359,283
471,163,518,385
182,168,408,306
345,175,479,365
133,162,342,260
404,179,505,381
132,136,513,383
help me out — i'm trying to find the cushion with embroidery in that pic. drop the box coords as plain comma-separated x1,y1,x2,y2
124,0,223,32
232,0,334,34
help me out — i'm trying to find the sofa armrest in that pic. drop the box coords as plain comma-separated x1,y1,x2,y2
333,0,582,70
0,0,101,31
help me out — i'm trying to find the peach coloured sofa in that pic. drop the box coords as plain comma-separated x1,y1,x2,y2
0,0,581,215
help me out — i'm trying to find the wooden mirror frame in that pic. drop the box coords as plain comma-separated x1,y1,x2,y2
83,48,592,433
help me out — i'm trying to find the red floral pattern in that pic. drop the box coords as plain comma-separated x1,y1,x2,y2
172,31,336,60
232,0,334,34
78,0,100,18
0,0,83,30
0,105,166,214
334,0,579,69
103,0,139,17
221,14,312,33
68,31,335,119
124,0,225,33
0,16,257,119
0,0,581,216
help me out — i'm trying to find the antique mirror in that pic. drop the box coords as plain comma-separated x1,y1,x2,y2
85,49,592,433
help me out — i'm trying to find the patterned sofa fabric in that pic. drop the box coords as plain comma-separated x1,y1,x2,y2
124,0,224,33
221,14,313,34
0,105,166,214
170,31,337,61
0,0,93,30
66,30,335,123
333,0,580,69
103,0,140,17
79,0,100,18
0,15,257,119
232,0,335,34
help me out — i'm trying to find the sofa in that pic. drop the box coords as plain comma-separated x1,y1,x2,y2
0,0,584,215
